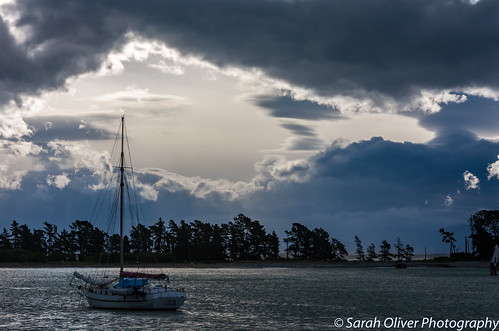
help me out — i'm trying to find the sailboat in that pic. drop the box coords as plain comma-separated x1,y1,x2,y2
71,116,187,310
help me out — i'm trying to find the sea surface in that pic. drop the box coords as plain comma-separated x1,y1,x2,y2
0,266,498,330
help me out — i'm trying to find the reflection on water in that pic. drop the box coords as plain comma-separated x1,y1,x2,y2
0,267,497,330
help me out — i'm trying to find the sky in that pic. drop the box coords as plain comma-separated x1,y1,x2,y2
1,0,499,254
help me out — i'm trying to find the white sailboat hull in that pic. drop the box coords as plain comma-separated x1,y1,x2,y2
83,287,186,310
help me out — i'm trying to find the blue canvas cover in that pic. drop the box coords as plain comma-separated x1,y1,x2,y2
115,277,149,288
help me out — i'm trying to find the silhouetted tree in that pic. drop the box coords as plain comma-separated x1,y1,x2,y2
227,215,251,260
31,229,45,252
225,214,273,260
191,220,213,261
331,238,348,261
130,224,153,254
123,235,130,254
268,231,280,259
54,229,76,256
284,223,312,259
69,220,105,256
0,228,11,250
150,218,168,253
354,235,365,261
379,240,393,262
246,217,268,260
404,244,414,261
10,220,21,249
16,224,43,251
366,243,377,261
169,220,193,261
439,228,456,258
107,233,121,253
42,222,58,255
208,224,227,261
310,228,332,260
468,210,499,259
394,237,405,261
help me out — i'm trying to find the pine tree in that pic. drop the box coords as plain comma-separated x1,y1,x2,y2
404,244,414,261
331,238,348,261
268,231,280,259
394,237,405,261
0,228,11,250
366,243,378,261
379,240,393,262
354,235,365,261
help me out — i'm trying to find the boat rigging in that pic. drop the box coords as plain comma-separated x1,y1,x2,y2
71,115,186,310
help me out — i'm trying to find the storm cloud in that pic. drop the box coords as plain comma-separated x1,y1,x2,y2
1,0,497,108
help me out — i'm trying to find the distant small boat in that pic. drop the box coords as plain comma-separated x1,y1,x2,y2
70,116,186,310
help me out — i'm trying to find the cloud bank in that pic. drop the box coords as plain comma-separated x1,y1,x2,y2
0,0,496,110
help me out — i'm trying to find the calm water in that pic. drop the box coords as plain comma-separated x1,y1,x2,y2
0,266,498,330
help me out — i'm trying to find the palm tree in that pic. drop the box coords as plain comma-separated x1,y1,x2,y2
439,228,456,258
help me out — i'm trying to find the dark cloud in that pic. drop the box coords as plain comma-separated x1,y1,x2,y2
3,0,498,107
0,15,35,103
25,116,114,143
255,95,339,120
0,0,126,105
127,0,499,99
280,122,324,150
419,96,499,138
244,132,499,251
280,123,317,137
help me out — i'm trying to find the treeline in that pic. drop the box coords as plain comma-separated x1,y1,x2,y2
0,213,419,264
353,235,414,262
0,214,351,263
284,223,348,261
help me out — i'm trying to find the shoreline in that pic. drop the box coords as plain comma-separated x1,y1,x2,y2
0,260,490,269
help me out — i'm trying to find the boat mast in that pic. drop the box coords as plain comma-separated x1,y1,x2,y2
119,115,125,273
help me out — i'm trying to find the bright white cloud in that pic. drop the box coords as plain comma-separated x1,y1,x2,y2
148,60,184,76
0,162,25,190
98,33,217,77
463,170,480,190
0,102,43,157
46,140,112,190
141,168,258,201
487,156,499,180
0,109,33,139
406,90,467,114
1,140,42,156
135,181,159,201
46,173,71,189
463,87,499,101
134,155,312,201
96,86,188,110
